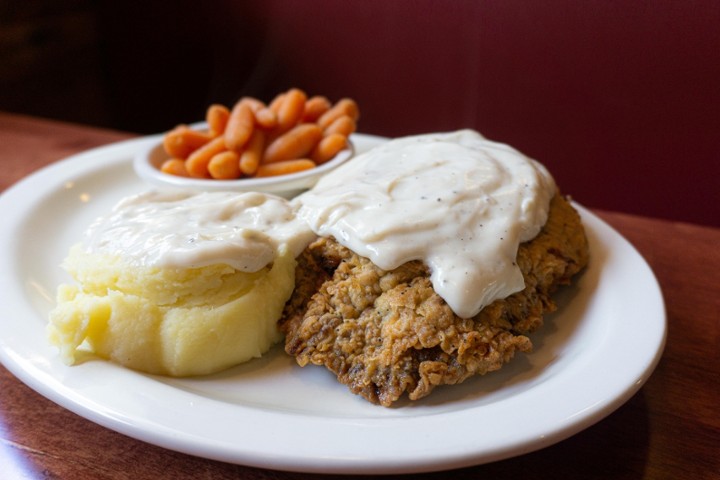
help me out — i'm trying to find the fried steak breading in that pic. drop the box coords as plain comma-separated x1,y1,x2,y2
279,194,589,406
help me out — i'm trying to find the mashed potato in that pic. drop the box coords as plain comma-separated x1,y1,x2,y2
48,245,295,376
47,190,314,376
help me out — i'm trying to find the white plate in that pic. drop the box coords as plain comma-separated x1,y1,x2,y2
0,133,666,474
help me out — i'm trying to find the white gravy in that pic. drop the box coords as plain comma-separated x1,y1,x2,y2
82,191,315,271
294,130,556,318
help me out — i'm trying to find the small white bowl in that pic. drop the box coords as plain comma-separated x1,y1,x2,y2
133,133,354,198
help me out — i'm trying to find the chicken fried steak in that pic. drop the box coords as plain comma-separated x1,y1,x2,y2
279,194,589,406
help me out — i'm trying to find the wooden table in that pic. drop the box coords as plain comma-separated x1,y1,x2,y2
0,111,718,479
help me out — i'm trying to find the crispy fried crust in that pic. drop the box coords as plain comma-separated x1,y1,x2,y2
279,195,589,406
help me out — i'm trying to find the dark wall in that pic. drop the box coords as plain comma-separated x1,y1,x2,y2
2,1,719,226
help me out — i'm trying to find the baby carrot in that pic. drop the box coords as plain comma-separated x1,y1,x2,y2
263,123,322,164
323,115,356,137
185,136,226,178
208,150,241,179
254,107,278,129
160,158,190,177
206,104,230,137
224,101,255,152
311,133,348,164
317,98,360,129
239,129,265,176
256,159,316,177
236,97,277,129
163,126,213,159
301,95,331,122
276,88,307,133
268,92,285,113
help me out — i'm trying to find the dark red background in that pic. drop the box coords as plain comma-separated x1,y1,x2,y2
4,1,719,226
